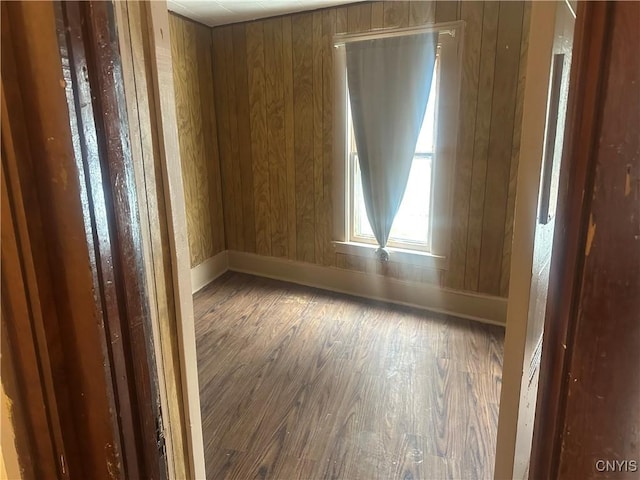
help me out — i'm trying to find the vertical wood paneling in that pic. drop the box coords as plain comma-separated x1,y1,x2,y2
292,14,316,263
383,1,410,28
336,5,348,34
196,26,225,255
312,12,325,266
232,25,255,253
347,3,372,32
264,17,289,258
205,1,530,297
246,22,271,256
435,0,460,22
500,1,531,296
371,2,384,29
170,14,224,267
183,21,209,261
464,2,500,291
224,26,244,250
445,1,485,290
211,26,236,251
409,1,436,26
282,17,297,260
478,1,525,295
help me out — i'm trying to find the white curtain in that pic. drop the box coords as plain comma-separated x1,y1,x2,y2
346,32,438,260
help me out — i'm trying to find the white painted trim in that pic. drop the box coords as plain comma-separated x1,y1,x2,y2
333,44,348,242
334,20,461,45
191,251,229,294
494,3,558,480
146,3,206,478
227,250,507,326
334,25,462,262
332,240,447,270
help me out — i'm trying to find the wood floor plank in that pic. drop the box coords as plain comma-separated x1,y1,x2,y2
195,273,504,479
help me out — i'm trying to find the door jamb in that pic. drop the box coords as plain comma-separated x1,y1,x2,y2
529,3,614,478
130,2,206,478
493,3,557,478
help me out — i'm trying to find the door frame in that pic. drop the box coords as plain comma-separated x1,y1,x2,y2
112,1,614,479
496,2,618,479
3,1,207,477
114,1,206,478
493,2,558,478
2,1,177,478
56,2,169,478
529,2,614,478
121,1,596,479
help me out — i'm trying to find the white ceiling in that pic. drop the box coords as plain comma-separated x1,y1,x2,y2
167,0,362,27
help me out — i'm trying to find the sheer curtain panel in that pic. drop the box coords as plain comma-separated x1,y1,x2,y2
346,32,438,260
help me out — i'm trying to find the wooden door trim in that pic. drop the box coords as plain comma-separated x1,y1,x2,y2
56,2,169,478
1,38,67,472
529,2,614,478
1,2,126,477
0,155,61,480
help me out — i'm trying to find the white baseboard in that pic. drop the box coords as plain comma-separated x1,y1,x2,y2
190,251,229,293
190,250,508,325
226,251,507,326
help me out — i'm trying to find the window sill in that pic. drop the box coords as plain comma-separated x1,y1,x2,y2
332,241,447,271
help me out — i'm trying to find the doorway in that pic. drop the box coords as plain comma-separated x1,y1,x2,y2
495,1,576,479
114,1,580,478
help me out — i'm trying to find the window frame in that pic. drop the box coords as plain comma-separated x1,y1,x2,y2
333,21,464,268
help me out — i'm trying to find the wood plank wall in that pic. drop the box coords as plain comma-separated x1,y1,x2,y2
169,14,225,267
171,1,530,297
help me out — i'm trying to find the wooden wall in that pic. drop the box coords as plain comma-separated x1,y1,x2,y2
169,14,225,267
177,0,530,297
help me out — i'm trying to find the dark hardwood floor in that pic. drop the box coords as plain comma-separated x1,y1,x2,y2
194,272,504,480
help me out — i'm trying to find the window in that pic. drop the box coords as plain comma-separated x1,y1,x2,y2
335,23,462,265
349,56,440,252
